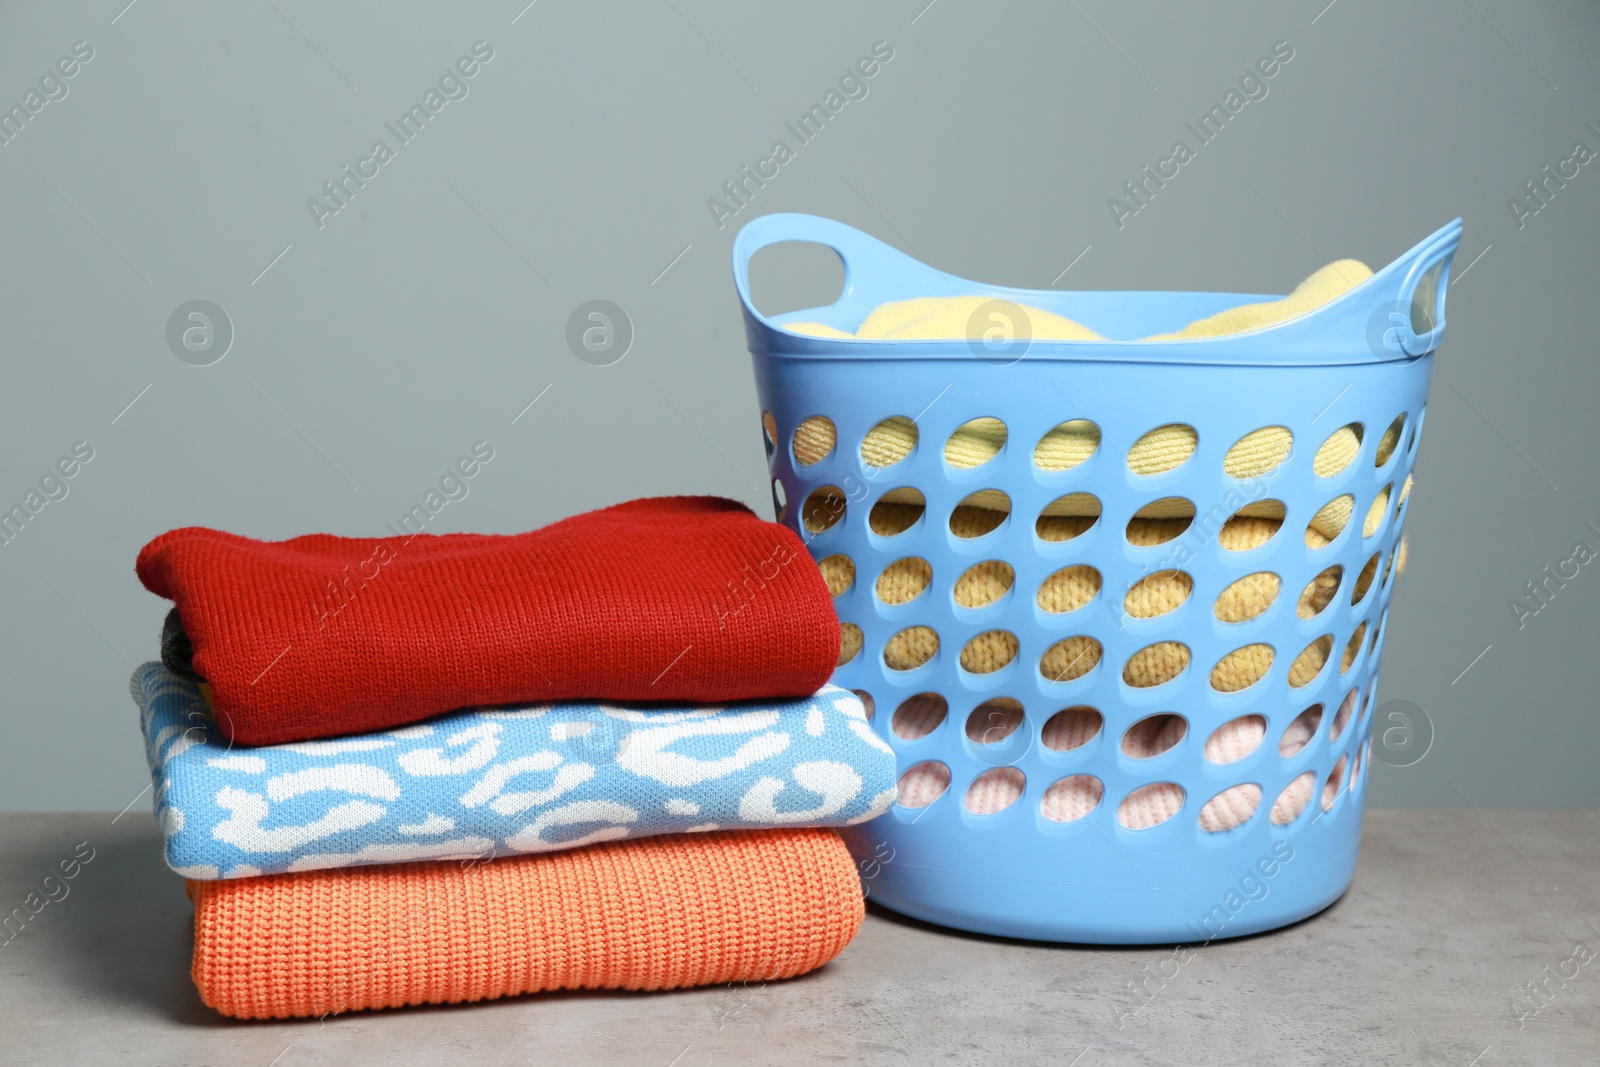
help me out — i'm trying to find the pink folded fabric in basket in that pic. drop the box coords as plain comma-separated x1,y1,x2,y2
894,688,1363,829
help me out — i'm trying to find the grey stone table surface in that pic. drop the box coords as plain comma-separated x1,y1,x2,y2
1,810,1596,1066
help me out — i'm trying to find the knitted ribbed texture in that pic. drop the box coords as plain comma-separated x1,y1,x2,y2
136,497,840,745
188,828,864,1020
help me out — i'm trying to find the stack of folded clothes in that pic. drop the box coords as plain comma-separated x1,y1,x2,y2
130,496,896,1020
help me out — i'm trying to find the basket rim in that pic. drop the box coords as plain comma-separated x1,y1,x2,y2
733,213,1463,368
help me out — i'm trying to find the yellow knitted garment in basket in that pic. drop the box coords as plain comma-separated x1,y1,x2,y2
857,295,1106,341
821,486,1409,676
785,259,1372,343
789,260,1401,834
1143,260,1373,340
786,259,1383,526
794,418,1406,534
789,257,1408,706
799,417,1280,499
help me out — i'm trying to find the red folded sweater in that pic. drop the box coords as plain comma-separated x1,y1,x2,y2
136,496,838,746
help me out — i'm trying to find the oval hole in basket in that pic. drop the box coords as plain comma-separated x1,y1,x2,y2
1341,623,1368,672
1363,484,1393,539
965,767,1024,814
1280,706,1323,757
1306,494,1354,547
771,478,787,522
851,689,875,721
1036,493,1101,542
1289,635,1334,688
1036,565,1101,614
1128,423,1197,475
1297,565,1342,619
896,761,949,809
1206,715,1267,764
1221,500,1286,551
951,491,1009,538
1199,783,1262,832
1224,426,1292,479
1034,420,1100,472
945,417,1007,469
868,488,925,536
1352,741,1367,789
883,626,939,671
861,416,917,468
1122,642,1190,688
1121,714,1187,758
1125,569,1191,619
1329,689,1357,742
817,554,854,598
954,560,1014,608
1126,498,1194,546
966,697,1024,744
1375,414,1406,467
891,692,947,740
1215,572,1280,623
1118,782,1184,829
961,630,1018,674
1271,771,1316,825
1313,422,1363,477
1041,775,1103,822
1351,552,1380,604
792,415,836,467
761,412,777,457
1322,756,1348,811
875,557,931,606
1041,707,1102,751
801,486,846,533
1210,644,1274,692
1040,636,1103,683
837,623,862,666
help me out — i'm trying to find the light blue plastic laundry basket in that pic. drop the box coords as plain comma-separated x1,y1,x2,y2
732,212,1460,944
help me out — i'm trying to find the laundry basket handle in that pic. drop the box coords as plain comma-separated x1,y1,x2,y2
1384,218,1462,358
732,213,935,327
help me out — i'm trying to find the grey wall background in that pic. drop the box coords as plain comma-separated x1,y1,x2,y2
0,0,1595,812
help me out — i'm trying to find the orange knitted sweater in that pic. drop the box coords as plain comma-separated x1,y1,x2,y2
188,828,864,1019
